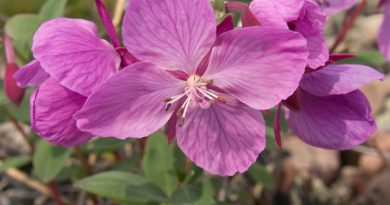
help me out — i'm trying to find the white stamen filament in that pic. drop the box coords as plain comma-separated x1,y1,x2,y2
164,75,224,126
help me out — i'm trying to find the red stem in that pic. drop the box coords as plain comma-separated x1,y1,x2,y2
330,0,367,53
48,182,64,205
94,0,120,48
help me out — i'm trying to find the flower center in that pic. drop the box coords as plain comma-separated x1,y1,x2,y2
164,75,225,126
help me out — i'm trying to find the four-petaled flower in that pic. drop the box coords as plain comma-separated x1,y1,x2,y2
74,0,309,175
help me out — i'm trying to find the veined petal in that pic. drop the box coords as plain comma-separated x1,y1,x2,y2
378,1,390,61
292,0,328,68
176,100,265,176
31,78,92,147
13,60,49,88
123,0,216,74
285,90,376,150
249,0,304,28
205,27,308,110
304,33,329,69
32,18,121,96
75,62,185,139
301,64,384,96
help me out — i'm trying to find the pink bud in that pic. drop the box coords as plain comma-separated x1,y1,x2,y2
4,63,25,106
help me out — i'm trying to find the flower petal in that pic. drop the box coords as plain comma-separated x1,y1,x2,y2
122,0,216,74
285,90,376,150
300,64,384,96
32,18,120,96
205,27,308,110
292,0,328,68
176,101,265,176
75,62,184,139
249,0,304,28
13,60,49,88
378,1,390,61
31,78,92,147
320,0,358,15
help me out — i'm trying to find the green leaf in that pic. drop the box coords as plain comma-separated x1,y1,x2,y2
170,185,216,205
33,140,71,183
337,50,386,68
248,164,273,187
142,132,178,195
39,0,67,20
0,155,32,172
75,171,167,204
5,14,43,60
83,138,128,153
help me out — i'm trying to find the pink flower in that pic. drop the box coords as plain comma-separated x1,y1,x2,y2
74,0,309,175
14,18,122,147
378,0,390,61
247,0,329,68
282,62,383,149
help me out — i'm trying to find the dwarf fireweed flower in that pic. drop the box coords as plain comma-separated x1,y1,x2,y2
378,0,390,61
12,0,135,147
74,0,309,176
278,57,383,149
228,0,329,68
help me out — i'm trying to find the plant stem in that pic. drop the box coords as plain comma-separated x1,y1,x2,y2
48,182,64,205
74,147,92,176
94,0,120,48
0,105,34,152
330,0,367,53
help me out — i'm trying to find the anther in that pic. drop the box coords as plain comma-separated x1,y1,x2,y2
165,103,171,111
176,108,184,116
164,98,172,102
217,96,226,103
179,117,185,127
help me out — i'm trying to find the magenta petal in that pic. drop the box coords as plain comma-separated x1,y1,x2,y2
31,78,92,147
217,15,235,36
378,1,390,61
123,0,216,74
249,0,304,28
301,64,384,96
285,90,376,150
75,62,184,139
32,18,120,96
205,27,308,110
320,0,358,15
13,60,49,88
176,101,265,176
292,1,328,68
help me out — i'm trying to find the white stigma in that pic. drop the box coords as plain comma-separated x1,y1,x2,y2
164,75,225,126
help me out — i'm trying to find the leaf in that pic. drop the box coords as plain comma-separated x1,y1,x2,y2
248,164,273,187
33,140,71,183
39,0,67,20
75,171,167,204
83,138,128,153
170,185,216,205
337,50,386,68
5,14,43,60
142,132,178,195
0,155,32,171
